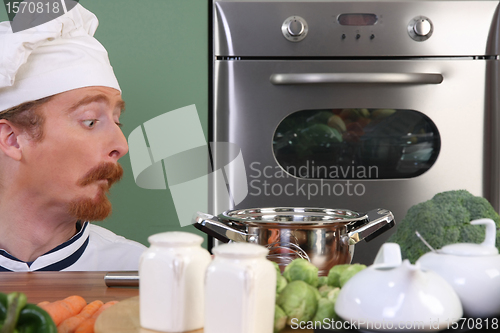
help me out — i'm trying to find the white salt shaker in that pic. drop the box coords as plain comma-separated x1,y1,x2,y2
205,242,276,333
139,231,211,332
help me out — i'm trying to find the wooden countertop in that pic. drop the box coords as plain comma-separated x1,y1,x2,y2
0,271,138,304
0,272,311,333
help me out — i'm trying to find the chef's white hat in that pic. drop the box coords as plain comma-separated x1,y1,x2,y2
0,4,120,112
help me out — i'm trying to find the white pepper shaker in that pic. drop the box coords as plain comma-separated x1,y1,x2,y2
139,231,211,332
204,242,276,333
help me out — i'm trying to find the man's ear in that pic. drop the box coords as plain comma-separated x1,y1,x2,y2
0,120,22,161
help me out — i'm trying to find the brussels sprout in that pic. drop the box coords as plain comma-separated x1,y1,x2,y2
271,261,288,294
359,108,370,118
327,115,347,132
372,109,396,119
277,275,288,294
327,263,367,287
312,298,337,323
274,304,287,333
326,287,340,303
283,258,319,287
318,285,336,298
272,261,281,275
317,276,328,288
339,264,366,287
310,285,321,301
277,280,318,325
327,264,350,288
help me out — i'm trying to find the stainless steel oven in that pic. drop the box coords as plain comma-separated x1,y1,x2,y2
208,0,500,264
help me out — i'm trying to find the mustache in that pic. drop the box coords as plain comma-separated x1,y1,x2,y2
78,162,124,187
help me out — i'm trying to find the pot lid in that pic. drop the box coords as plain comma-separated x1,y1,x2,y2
439,218,498,256
218,207,365,226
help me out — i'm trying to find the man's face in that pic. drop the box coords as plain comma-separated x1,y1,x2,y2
18,86,128,221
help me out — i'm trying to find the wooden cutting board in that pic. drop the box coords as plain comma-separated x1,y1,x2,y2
94,297,160,333
94,297,312,333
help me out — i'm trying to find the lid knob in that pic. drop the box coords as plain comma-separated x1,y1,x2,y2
373,243,402,268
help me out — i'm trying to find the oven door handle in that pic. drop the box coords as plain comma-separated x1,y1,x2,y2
270,73,443,85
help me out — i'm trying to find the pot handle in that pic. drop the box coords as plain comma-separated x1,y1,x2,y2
193,212,249,243
346,208,395,245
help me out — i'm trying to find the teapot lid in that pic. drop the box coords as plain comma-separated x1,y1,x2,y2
439,219,498,256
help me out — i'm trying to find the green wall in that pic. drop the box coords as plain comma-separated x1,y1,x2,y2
0,1,209,247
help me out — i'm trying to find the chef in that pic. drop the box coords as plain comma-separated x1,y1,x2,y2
0,4,147,271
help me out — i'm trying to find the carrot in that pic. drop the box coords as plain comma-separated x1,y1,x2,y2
57,300,103,333
74,301,119,333
37,301,50,307
268,229,280,244
38,295,87,326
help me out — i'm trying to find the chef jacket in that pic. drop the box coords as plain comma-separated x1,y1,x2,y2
0,222,146,271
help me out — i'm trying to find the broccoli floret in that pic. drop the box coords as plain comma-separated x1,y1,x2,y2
388,190,500,263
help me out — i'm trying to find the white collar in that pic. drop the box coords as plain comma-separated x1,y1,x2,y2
0,222,90,272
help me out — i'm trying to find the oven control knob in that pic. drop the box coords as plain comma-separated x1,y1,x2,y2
414,18,432,36
288,20,304,36
282,16,308,42
408,16,433,41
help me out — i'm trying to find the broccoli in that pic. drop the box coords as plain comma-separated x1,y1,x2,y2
388,190,500,263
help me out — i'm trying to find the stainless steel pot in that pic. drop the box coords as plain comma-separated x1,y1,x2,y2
194,207,395,275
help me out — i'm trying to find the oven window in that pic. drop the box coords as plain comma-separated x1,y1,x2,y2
273,109,440,179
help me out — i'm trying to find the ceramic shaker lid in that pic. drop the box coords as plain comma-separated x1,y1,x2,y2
148,231,204,246
212,242,269,258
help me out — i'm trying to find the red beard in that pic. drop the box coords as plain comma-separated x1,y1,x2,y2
68,162,124,221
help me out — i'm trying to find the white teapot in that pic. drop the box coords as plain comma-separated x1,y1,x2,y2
335,243,462,332
417,218,500,318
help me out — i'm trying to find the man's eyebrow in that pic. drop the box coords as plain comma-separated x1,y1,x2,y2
67,94,126,114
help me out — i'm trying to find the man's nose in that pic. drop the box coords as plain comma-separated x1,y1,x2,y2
108,125,129,161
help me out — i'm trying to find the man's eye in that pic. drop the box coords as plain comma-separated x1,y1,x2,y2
82,119,97,128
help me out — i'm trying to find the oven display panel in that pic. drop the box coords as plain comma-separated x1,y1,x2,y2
338,13,378,26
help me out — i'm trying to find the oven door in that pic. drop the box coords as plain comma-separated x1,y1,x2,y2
212,58,493,263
